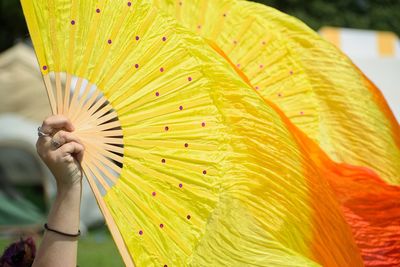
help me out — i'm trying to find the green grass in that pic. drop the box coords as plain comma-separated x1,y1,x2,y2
0,226,124,267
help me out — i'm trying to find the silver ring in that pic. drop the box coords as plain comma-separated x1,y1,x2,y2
51,139,61,149
37,127,50,138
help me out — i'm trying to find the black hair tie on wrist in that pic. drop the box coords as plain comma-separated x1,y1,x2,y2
44,223,81,238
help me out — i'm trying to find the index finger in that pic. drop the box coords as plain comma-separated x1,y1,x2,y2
41,115,75,133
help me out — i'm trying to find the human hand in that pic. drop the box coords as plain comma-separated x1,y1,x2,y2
36,115,84,192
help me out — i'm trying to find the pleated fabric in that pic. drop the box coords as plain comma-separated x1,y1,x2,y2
20,0,400,266
154,0,400,265
154,0,400,185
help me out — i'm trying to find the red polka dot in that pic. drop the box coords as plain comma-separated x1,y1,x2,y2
203,170,207,175
71,20,75,25
152,191,156,196
164,126,169,131
96,8,100,13
201,122,206,127
179,106,183,110
255,86,259,90
184,143,188,148
159,223,164,228
236,63,241,68
290,70,294,75
108,39,112,44
162,36,167,41
160,67,164,72
300,111,304,115
127,2,132,6
188,77,192,82
259,64,264,69
187,215,191,220
155,92,160,97
135,64,139,69
179,183,183,188
139,230,143,235
161,159,166,163
135,36,139,41
164,265,168,267
42,66,47,71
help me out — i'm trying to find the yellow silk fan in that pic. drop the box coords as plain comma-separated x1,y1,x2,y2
21,0,368,266
155,0,400,185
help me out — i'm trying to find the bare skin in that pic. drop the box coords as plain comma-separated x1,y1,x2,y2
33,115,84,267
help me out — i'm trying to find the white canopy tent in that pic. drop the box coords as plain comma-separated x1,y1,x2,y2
319,27,400,122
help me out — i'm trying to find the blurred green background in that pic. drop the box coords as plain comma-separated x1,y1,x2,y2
1,0,399,52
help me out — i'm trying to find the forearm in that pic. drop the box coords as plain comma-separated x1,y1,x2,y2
32,183,82,267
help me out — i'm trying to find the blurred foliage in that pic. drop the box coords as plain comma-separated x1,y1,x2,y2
256,0,400,36
0,0,399,52
0,0,28,52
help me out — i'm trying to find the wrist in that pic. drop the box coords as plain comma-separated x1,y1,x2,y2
56,180,82,198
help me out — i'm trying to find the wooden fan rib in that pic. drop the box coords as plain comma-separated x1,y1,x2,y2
78,129,123,138
84,147,121,182
68,77,83,115
80,89,100,112
84,138,124,165
78,118,121,133
98,149,124,165
81,162,135,267
72,90,101,128
89,104,117,124
84,156,112,191
83,140,124,164
95,137,124,145
102,143,124,155
63,73,72,116
94,111,119,126
72,95,110,130
43,74,57,115
69,82,94,121
55,72,63,114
